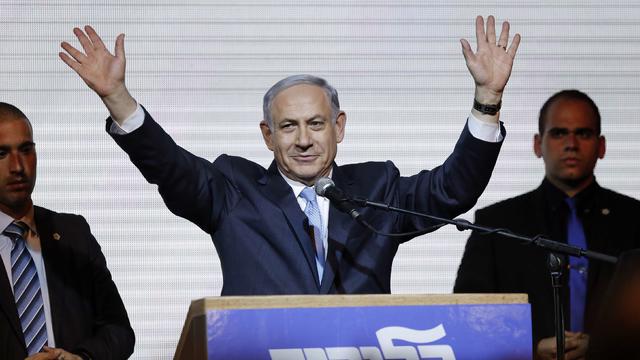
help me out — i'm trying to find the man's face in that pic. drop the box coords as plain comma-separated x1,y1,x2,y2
260,84,346,186
534,99,605,192
0,117,37,217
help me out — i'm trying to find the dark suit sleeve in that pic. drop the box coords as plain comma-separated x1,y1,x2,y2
397,122,505,234
69,216,135,359
106,107,239,234
453,208,498,292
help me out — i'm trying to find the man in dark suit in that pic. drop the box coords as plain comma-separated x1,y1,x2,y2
454,90,640,360
58,16,520,295
0,103,134,359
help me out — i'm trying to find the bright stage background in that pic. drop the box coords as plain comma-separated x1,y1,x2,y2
1,1,639,358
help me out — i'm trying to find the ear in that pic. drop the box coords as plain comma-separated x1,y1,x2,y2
334,111,347,143
533,134,543,158
598,135,606,159
260,121,274,151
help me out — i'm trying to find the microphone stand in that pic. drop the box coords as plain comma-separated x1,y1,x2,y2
351,197,617,264
347,197,617,360
548,253,565,360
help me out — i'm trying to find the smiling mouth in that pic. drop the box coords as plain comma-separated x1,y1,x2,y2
294,155,318,161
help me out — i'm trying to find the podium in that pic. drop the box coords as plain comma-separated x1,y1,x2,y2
175,294,531,360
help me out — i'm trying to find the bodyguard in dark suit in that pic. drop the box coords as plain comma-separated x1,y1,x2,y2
0,103,134,359
59,17,521,295
454,90,640,360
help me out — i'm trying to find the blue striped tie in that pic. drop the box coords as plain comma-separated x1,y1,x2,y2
5,221,48,355
300,187,325,281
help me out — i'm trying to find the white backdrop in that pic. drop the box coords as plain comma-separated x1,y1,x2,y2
1,1,639,358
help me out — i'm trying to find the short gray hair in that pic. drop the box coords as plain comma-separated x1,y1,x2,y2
262,74,340,130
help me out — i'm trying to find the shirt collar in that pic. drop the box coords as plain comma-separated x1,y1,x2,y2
278,169,334,198
0,205,38,237
541,177,599,211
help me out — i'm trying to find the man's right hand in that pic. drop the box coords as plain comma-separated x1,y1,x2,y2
25,346,82,360
59,26,137,124
536,332,589,360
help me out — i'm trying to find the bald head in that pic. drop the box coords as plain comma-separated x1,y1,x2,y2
0,102,33,135
0,102,37,218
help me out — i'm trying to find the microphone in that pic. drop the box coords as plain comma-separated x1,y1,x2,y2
314,177,361,219
315,177,446,238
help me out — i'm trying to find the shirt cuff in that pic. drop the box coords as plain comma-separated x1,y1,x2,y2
108,102,145,135
466,112,503,142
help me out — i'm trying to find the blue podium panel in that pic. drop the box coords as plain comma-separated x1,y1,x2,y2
205,302,531,360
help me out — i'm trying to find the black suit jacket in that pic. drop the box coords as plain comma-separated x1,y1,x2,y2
0,207,134,359
454,179,640,347
109,109,504,295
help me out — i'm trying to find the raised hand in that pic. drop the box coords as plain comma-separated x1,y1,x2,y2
461,15,521,105
59,26,136,122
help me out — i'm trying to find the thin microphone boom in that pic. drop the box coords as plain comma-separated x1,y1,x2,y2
314,178,617,264
314,177,445,238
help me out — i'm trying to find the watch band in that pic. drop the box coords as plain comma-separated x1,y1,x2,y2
473,99,502,115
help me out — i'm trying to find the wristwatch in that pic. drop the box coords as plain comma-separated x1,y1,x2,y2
473,99,502,115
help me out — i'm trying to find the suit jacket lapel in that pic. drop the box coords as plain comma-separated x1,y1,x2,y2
523,185,556,274
0,253,24,349
532,185,552,238
581,184,613,294
258,162,321,289
34,207,64,344
320,165,355,293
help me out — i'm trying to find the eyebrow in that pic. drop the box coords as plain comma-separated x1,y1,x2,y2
0,141,35,150
547,127,595,131
281,115,325,123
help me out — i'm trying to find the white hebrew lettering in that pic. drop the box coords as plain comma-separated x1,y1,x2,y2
325,347,362,360
269,325,455,360
359,346,383,360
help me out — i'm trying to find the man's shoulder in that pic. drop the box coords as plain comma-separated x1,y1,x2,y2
213,154,268,177
215,154,262,167
596,185,640,210
34,205,81,218
476,188,540,215
338,161,397,176
34,206,88,226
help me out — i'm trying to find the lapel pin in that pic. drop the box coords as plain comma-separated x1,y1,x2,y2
601,208,610,216
53,233,61,241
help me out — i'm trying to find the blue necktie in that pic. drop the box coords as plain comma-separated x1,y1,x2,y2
565,198,588,332
300,187,325,281
6,221,48,355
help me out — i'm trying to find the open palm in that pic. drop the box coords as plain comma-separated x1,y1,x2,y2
461,16,521,99
59,26,126,98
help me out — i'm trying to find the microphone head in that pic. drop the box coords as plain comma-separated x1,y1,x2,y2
314,177,334,197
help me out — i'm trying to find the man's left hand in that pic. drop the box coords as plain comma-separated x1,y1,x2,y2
461,15,521,105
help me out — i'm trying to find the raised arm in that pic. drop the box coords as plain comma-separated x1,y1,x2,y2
461,15,521,123
59,26,233,234
59,26,136,123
